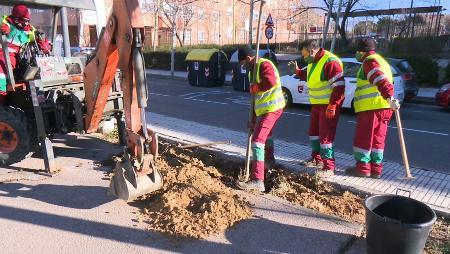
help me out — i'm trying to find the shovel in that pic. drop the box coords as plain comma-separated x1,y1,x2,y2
241,0,266,182
394,108,413,179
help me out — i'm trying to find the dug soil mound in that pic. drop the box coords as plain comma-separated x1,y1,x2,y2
266,168,366,224
140,143,252,239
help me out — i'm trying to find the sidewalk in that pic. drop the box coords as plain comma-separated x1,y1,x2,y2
147,112,450,216
0,134,362,253
146,69,232,82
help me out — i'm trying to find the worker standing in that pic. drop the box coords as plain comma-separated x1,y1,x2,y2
237,46,285,192
288,39,345,177
0,4,51,104
346,38,400,179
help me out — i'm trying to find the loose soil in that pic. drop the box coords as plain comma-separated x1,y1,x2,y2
425,218,450,254
136,141,367,239
97,133,448,250
138,142,252,239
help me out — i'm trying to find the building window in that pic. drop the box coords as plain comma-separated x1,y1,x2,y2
227,7,232,17
253,12,258,20
213,11,219,22
240,29,245,40
214,32,220,44
198,31,205,43
227,26,232,38
198,9,205,21
184,30,191,45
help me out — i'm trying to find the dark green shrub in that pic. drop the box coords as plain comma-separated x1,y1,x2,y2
143,51,188,71
445,63,450,83
406,57,439,87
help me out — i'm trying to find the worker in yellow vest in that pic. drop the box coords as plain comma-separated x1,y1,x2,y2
237,46,285,192
346,38,400,178
288,39,345,177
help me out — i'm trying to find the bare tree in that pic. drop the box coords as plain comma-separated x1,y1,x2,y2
160,0,198,76
288,0,364,46
141,0,161,51
179,5,196,46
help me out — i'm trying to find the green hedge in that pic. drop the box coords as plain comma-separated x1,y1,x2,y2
390,36,449,57
143,51,188,71
444,63,450,84
143,43,278,70
405,57,439,87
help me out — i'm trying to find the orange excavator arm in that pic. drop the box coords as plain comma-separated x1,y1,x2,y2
83,0,161,201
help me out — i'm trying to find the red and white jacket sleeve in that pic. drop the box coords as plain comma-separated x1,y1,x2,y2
363,59,394,99
324,60,345,107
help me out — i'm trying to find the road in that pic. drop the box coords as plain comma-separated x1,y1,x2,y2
146,75,450,174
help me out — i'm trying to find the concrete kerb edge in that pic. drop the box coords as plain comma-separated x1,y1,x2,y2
156,133,450,218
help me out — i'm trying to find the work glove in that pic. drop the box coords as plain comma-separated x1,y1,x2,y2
387,97,400,111
287,60,299,75
249,83,259,94
325,104,337,119
0,24,10,35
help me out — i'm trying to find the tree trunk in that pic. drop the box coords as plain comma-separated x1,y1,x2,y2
248,0,254,46
176,32,183,47
338,15,349,45
171,15,177,77
153,0,159,51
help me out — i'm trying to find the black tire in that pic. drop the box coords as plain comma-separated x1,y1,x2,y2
282,88,293,108
0,106,32,165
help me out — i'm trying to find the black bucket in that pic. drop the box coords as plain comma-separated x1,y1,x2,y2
365,194,436,254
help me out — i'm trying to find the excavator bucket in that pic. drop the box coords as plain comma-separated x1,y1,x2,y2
109,152,163,202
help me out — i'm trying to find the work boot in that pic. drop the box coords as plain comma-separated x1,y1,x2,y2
345,167,370,178
265,158,276,169
315,169,334,178
300,158,323,169
237,179,265,192
370,173,382,179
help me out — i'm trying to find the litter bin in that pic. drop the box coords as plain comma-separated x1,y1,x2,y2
230,49,277,92
365,194,437,254
186,49,228,87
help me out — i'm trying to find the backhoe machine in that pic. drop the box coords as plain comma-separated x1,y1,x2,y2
0,0,162,201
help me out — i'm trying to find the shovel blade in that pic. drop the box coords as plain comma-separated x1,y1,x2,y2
109,160,163,202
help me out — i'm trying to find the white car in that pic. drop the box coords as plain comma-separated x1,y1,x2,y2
280,57,405,108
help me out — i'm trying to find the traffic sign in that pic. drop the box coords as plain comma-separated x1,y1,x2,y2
265,14,274,27
265,26,274,40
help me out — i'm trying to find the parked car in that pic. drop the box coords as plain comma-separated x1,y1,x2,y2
435,83,450,109
388,58,419,101
280,57,405,109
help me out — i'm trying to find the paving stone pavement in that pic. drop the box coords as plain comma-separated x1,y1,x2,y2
147,112,450,216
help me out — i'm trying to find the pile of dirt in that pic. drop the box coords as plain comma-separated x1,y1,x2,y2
140,143,252,239
266,168,366,224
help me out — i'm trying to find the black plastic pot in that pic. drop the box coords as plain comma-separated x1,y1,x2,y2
365,194,436,254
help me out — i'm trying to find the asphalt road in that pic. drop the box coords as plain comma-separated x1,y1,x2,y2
147,75,450,174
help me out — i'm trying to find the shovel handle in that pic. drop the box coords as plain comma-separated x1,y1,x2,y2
242,1,266,182
394,109,412,178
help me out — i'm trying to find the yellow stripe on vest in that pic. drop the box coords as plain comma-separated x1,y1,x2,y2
249,58,285,116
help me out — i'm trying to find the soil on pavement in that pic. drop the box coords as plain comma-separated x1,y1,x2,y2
138,142,252,239
99,134,447,250
135,141,367,239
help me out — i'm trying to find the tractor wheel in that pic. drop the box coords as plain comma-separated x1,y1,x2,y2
0,106,32,165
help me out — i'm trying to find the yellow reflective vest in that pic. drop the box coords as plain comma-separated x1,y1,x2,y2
354,53,392,113
306,50,343,104
248,58,285,116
